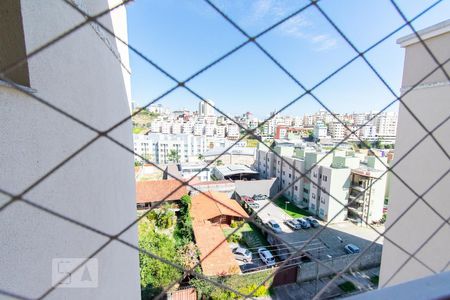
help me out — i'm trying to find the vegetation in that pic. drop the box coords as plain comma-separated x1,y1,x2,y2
147,205,176,229
139,221,182,299
139,194,198,299
167,149,181,163
370,275,379,285
216,159,224,166
273,196,310,218
191,269,273,299
338,281,357,293
223,222,267,249
174,195,194,247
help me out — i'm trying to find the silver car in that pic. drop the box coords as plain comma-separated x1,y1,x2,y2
258,247,275,266
232,246,252,262
267,219,282,233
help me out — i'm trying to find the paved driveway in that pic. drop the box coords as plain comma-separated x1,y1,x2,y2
255,199,293,233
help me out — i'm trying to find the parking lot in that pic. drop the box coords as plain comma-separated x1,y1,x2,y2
280,221,384,258
234,195,384,273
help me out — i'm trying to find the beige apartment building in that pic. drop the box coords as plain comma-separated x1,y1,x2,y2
379,20,450,287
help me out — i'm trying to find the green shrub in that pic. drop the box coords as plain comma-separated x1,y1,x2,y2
338,281,357,292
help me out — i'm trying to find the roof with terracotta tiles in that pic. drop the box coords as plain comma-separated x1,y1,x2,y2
136,179,188,204
190,191,249,222
192,221,240,276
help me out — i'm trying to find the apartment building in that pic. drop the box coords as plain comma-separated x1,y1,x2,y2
0,1,139,298
133,133,207,164
256,145,388,224
379,20,450,287
375,111,398,144
313,121,328,141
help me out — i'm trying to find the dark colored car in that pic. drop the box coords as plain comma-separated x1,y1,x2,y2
252,194,268,201
305,216,320,228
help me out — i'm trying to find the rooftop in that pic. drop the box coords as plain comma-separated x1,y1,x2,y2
135,179,188,204
214,164,259,177
397,19,450,47
190,191,249,222
191,222,240,276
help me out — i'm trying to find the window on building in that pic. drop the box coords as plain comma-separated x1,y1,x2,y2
320,197,325,204
282,179,285,184
319,208,324,216
294,186,298,191
303,188,308,193
311,203,315,210
282,171,285,175
289,174,292,178
323,175,328,182
0,0,30,87
313,172,317,178
312,193,316,199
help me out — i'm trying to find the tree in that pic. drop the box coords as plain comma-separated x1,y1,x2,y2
174,195,194,247
216,159,224,166
139,221,181,299
198,153,204,161
167,149,180,163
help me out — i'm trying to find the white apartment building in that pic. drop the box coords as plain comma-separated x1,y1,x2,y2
151,120,162,132
375,111,398,144
183,121,194,134
205,123,215,137
193,122,204,136
198,99,215,116
313,121,328,141
133,133,207,164
161,121,171,134
216,125,226,138
1,1,139,298
226,123,240,139
328,122,346,140
256,145,388,224
171,122,182,134
380,20,450,287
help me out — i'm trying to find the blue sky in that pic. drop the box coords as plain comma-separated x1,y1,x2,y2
126,0,449,119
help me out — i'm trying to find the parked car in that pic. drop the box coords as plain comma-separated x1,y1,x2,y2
284,219,302,230
258,247,276,266
232,246,252,263
344,244,360,254
241,196,254,203
305,216,320,228
267,219,282,233
252,194,267,201
248,202,260,210
296,218,311,229
240,263,260,273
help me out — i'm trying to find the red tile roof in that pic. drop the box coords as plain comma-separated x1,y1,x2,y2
192,222,240,276
136,179,188,204
190,191,249,222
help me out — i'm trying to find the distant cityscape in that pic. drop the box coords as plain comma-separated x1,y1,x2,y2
132,100,397,165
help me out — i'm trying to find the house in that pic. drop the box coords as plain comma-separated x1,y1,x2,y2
136,179,188,209
190,191,249,225
190,191,249,276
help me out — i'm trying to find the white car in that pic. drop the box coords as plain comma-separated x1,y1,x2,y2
257,247,275,266
267,219,282,233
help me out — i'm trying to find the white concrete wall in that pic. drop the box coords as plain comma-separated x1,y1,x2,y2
379,25,450,287
0,0,140,298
